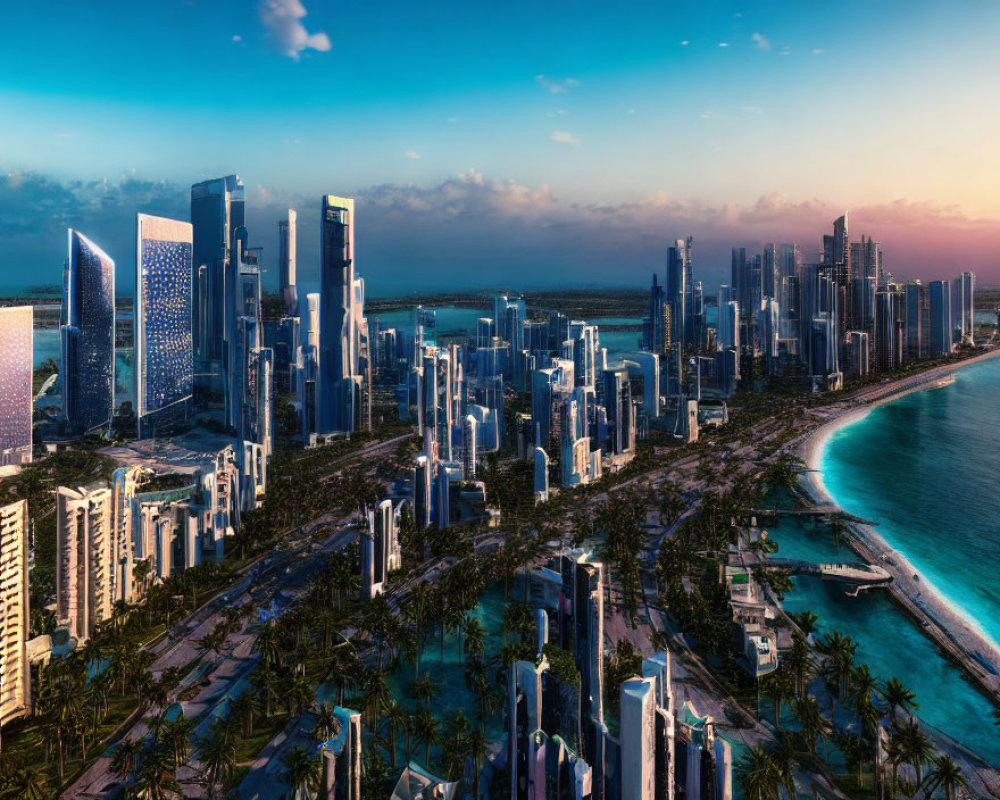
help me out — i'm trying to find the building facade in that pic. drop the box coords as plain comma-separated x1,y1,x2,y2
0,500,30,727
0,306,33,467
62,230,116,434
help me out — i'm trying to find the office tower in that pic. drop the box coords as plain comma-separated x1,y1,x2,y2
56,483,114,643
475,317,495,349
954,271,975,343
0,500,30,728
633,351,660,419
362,499,400,599
135,214,194,437
903,282,926,362
717,297,740,353
319,195,371,435
62,230,115,434
320,707,363,800
531,359,574,453
0,307,33,467
644,274,667,354
111,466,144,603
568,321,599,389
849,276,876,343
847,331,870,376
278,209,298,316
462,414,477,478
667,238,691,346
929,281,952,356
850,236,883,287
823,213,850,286
191,175,245,367
761,242,777,300
494,293,526,350
874,290,902,371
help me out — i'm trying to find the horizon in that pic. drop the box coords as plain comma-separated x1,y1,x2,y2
4,1,1000,295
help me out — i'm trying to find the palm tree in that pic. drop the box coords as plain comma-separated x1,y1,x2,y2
897,719,932,788
922,755,969,800
793,696,829,756
362,671,392,731
784,634,813,699
110,737,141,785
3,763,48,800
789,610,819,636
735,744,779,800
413,673,437,714
281,745,320,800
414,710,439,767
384,700,408,767
769,730,798,800
760,669,795,729
164,714,194,775
817,630,857,720
463,618,486,662
881,676,918,726
200,717,237,795
313,703,341,743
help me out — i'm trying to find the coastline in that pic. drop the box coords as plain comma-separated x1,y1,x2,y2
794,347,1000,704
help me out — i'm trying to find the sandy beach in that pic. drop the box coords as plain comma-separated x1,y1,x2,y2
795,347,1000,704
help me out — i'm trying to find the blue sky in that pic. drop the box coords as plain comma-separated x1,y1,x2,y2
3,0,1000,294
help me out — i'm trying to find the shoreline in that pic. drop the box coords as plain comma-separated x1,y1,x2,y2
794,347,1000,705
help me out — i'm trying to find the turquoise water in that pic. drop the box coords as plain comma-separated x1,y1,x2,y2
771,513,1000,765
776,356,1000,765
820,356,1000,652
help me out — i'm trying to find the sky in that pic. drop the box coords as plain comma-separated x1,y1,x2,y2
3,0,1000,296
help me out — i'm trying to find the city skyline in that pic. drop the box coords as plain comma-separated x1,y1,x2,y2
3,1,1000,292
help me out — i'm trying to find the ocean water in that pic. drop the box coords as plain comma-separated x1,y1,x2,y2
779,354,1000,765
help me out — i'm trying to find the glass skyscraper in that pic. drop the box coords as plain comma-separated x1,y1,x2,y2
191,175,244,367
135,214,194,437
0,306,33,466
62,230,115,434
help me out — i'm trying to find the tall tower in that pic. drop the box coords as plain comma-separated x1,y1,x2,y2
190,175,245,367
0,499,30,727
279,209,298,316
62,230,116,434
666,238,691,348
135,214,194,438
319,195,363,434
0,307,33,467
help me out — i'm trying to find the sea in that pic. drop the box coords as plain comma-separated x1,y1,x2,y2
770,354,1000,765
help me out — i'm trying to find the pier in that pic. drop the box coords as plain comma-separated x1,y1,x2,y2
762,557,893,586
749,506,878,526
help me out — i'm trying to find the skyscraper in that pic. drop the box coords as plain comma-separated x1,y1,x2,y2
279,209,299,316
666,238,692,347
57,483,114,644
62,230,115,434
135,214,194,437
929,280,952,356
0,499,30,727
0,306,33,467
319,195,371,434
191,175,245,367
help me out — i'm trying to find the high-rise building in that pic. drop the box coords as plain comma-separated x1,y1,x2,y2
319,195,371,435
929,281,952,356
953,271,975,343
62,230,116,434
57,483,114,644
191,175,245,367
823,213,850,286
903,282,927,362
278,208,298,316
667,238,692,346
135,214,194,437
0,307,33,468
0,499,30,727
874,290,903,372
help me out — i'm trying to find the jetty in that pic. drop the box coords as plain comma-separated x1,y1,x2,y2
762,557,893,586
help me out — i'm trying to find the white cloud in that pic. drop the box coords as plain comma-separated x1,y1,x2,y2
718,42,729,48
752,33,770,50
447,117,457,124
232,34,242,42
404,150,422,160
813,48,824,55
258,0,331,60
550,130,581,146
699,111,714,119
536,75,579,95
681,40,689,46
547,109,568,117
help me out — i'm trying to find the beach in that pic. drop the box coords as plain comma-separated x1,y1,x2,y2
795,348,1000,704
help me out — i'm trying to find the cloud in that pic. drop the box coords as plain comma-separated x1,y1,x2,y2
258,0,331,60
812,48,824,55
447,117,457,124
535,75,579,95
550,130,581,146
547,109,567,117
404,150,422,160
681,40,689,46
232,34,242,42
752,33,770,50
4,167,1000,295
699,111,714,119
718,42,729,48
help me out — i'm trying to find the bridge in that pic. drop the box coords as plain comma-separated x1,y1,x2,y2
748,506,878,526
762,558,893,586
